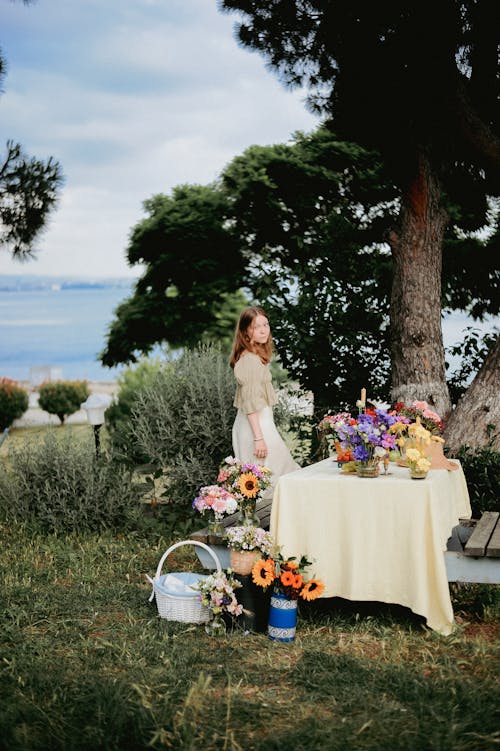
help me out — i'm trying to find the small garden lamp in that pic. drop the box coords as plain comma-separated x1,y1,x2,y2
81,393,112,458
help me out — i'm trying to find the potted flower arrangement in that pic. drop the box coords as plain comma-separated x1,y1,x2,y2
225,525,274,575
251,552,325,642
194,569,243,636
333,408,398,477
217,456,272,526
192,485,238,539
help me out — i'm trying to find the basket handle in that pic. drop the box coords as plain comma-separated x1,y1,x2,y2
152,539,223,584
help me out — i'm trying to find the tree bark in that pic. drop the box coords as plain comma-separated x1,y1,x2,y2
389,152,452,418
444,334,500,453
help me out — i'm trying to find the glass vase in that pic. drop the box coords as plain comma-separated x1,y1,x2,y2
205,614,226,636
207,518,225,540
410,468,428,480
237,498,260,527
355,461,380,478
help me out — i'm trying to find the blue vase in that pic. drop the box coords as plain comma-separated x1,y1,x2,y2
268,591,298,642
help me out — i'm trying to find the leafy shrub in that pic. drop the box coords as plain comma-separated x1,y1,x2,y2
38,380,90,423
456,436,500,518
106,357,163,464
0,429,140,532
0,378,29,430
130,344,235,513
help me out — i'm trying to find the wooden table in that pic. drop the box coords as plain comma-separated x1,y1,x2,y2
270,459,471,635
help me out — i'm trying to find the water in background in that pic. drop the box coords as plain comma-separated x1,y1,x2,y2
0,284,134,382
0,280,498,384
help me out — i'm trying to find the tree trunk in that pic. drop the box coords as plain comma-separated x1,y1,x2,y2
444,334,500,453
389,152,452,418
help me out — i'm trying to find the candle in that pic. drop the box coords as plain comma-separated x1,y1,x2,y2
361,388,366,406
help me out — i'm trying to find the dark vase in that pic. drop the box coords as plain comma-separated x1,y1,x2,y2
234,574,271,633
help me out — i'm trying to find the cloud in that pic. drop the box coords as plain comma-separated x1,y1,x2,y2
0,0,319,278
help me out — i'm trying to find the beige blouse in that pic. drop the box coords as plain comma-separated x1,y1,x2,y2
233,352,277,414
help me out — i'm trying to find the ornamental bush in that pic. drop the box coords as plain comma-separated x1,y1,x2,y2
38,380,90,424
0,429,140,532
0,378,29,430
456,436,500,517
130,344,235,511
106,357,163,465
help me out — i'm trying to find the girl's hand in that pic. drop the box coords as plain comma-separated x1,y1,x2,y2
254,437,267,460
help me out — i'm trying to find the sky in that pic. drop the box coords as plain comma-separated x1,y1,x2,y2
0,0,319,279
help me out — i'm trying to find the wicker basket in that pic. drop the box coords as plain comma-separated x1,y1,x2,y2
146,540,222,623
229,549,260,576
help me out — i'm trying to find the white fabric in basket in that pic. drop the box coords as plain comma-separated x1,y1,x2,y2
163,574,196,593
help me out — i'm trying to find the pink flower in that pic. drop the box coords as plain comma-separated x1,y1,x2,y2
422,408,441,423
412,400,429,411
212,496,227,513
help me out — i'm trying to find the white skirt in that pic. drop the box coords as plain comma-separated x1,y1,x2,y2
232,406,300,498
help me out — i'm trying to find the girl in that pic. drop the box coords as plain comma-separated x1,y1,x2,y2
230,307,299,494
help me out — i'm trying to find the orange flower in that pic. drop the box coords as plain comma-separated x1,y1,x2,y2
300,579,325,601
284,560,299,570
238,472,259,498
251,558,275,588
280,570,295,587
292,573,303,589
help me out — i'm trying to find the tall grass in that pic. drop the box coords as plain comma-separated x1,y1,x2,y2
0,523,498,751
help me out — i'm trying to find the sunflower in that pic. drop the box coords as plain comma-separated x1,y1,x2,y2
280,570,295,587
251,558,275,588
300,579,325,601
238,472,260,498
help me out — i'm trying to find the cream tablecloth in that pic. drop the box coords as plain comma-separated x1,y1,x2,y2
270,459,471,635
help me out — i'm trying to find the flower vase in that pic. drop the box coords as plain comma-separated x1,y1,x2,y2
230,549,260,576
207,518,224,541
410,468,428,480
205,613,226,636
237,498,260,527
355,461,379,478
268,591,298,642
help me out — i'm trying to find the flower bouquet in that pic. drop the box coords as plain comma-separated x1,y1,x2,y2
405,421,432,478
217,456,272,526
251,552,325,642
333,408,398,477
192,484,238,538
251,552,324,601
194,569,243,635
393,400,444,435
225,525,274,575
318,412,355,464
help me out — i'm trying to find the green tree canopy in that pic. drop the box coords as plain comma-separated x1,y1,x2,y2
102,126,497,419
220,0,500,440
101,185,245,366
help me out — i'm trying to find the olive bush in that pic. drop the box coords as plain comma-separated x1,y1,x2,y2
0,429,140,532
130,345,235,510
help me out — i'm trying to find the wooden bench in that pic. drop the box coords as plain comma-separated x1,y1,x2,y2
190,499,273,569
445,512,500,584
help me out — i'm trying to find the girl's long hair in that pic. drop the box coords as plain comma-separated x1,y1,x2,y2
229,306,273,368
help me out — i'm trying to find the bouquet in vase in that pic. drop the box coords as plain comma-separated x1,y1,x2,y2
251,551,325,601
225,526,275,575
192,485,238,536
333,409,398,473
217,456,272,525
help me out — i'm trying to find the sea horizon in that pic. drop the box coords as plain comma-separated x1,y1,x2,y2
0,274,498,386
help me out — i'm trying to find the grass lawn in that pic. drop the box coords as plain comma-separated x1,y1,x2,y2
0,521,499,751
